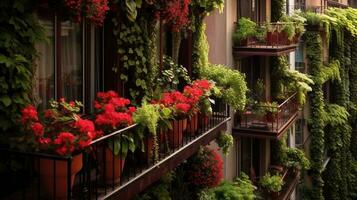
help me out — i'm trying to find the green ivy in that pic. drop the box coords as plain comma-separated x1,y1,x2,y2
190,0,224,79
113,10,157,103
304,31,325,200
0,0,44,134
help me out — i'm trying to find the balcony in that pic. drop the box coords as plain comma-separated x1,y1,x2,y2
262,167,301,200
233,93,299,139
0,102,230,200
233,22,300,58
326,0,348,8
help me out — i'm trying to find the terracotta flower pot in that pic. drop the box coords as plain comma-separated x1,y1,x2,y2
187,113,199,136
140,136,155,164
198,113,209,128
168,119,187,148
38,153,83,200
100,147,125,185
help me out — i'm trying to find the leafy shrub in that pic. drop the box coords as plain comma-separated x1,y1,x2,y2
260,173,284,193
185,146,223,189
285,148,311,170
216,132,234,155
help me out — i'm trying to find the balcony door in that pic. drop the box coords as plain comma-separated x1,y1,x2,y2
239,137,262,180
238,0,266,22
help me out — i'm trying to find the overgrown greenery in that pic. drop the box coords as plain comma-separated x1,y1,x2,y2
198,173,256,200
215,132,234,155
191,0,224,78
260,173,284,193
0,1,44,134
201,64,248,111
270,56,313,105
304,31,325,200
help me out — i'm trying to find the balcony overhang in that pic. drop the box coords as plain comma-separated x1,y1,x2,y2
327,0,348,8
103,117,231,200
233,44,298,58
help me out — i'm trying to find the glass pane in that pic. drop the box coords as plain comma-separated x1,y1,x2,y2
35,19,55,109
60,21,83,102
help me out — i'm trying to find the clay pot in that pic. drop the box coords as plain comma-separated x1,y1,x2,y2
38,154,83,200
100,148,125,185
198,113,209,128
168,119,187,148
187,113,199,136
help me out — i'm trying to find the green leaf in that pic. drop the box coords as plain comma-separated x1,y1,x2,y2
0,96,11,107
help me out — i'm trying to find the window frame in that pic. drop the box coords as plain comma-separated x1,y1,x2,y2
36,6,104,113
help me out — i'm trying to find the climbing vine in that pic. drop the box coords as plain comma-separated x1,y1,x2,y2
190,0,224,79
304,31,325,200
0,0,44,134
113,2,158,103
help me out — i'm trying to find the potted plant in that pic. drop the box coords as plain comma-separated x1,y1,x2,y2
184,80,213,135
233,17,257,46
266,23,278,45
155,91,190,147
93,91,136,185
133,103,170,163
20,99,99,199
262,102,279,122
260,173,284,197
285,148,310,171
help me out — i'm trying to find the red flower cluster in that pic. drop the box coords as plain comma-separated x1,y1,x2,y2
20,99,99,156
21,105,38,124
156,0,192,32
86,0,110,26
155,79,213,119
94,91,135,131
64,0,109,26
186,147,223,189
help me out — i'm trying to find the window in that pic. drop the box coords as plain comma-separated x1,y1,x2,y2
295,42,306,73
35,10,103,112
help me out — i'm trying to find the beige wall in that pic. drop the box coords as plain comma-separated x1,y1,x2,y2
306,0,323,7
205,0,238,181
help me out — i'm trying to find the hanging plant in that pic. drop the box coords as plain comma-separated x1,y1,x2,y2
63,0,109,26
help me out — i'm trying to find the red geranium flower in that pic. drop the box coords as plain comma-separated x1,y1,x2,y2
21,105,38,124
175,103,191,113
54,132,76,156
31,122,44,137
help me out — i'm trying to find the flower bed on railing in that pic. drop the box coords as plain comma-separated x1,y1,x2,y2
0,80,230,199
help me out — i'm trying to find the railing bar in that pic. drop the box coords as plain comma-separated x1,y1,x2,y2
67,157,71,200
37,157,40,200
100,117,231,199
90,124,138,145
53,159,56,200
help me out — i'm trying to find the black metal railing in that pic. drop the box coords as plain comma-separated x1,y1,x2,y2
0,100,229,200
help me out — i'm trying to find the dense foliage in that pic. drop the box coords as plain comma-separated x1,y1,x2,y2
0,1,44,134
201,64,248,111
304,31,325,200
